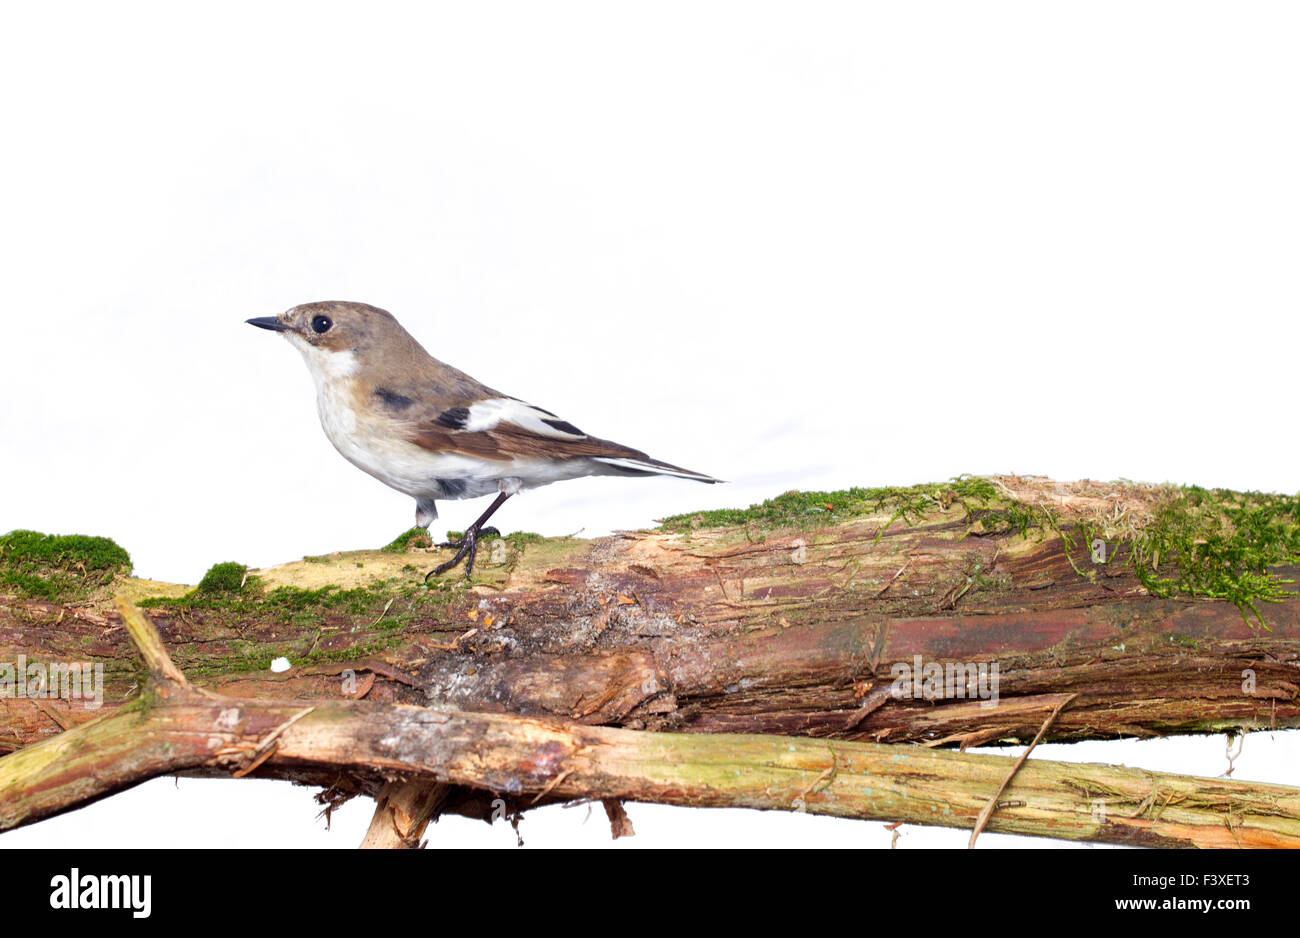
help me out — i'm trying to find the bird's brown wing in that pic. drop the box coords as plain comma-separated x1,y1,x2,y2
407,421,653,463
401,396,716,480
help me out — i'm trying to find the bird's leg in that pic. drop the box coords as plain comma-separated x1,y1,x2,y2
431,527,498,576
425,491,512,580
415,498,438,529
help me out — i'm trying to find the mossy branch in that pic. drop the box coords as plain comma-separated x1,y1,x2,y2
4,477,1300,759
2,477,1299,848
3,600,1299,848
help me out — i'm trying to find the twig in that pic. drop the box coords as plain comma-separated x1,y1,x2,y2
230,706,316,779
843,686,895,731
876,557,912,597
1224,730,1245,778
113,596,190,688
531,768,574,805
968,693,1077,849
372,597,396,627
32,699,72,731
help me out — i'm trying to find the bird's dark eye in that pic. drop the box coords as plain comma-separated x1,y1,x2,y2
311,315,333,334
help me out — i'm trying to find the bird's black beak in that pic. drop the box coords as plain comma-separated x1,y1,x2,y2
246,317,289,332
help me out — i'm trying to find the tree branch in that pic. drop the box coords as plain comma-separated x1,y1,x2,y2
3,600,1299,848
4,477,1298,757
3,477,1299,848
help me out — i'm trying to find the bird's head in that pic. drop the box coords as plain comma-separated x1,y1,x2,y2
247,301,415,380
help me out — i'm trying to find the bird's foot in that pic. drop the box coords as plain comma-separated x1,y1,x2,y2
424,526,500,580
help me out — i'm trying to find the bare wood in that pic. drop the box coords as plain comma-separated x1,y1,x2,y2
602,799,635,839
359,780,450,849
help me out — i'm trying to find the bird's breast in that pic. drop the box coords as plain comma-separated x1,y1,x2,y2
314,378,364,452
311,379,497,500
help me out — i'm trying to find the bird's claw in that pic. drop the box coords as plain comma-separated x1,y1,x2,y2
424,526,501,580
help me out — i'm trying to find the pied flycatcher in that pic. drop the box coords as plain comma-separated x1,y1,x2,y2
247,301,718,577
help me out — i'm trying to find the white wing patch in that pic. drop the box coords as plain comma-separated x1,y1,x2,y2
464,398,586,439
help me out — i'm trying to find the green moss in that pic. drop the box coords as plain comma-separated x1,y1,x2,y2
1127,487,1300,629
0,530,132,601
135,571,461,677
263,585,375,615
382,527,433,552
196,562,251,594
660,478,1300,629
965,501,1056,540
1042,488,1300,627
658,477,1003,534
437,530,537,546
139,570,457,637
179,633,407,678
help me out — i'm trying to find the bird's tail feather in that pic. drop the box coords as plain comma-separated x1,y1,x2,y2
592,456,721,483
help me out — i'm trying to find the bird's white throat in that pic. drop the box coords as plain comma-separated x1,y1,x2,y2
285,335,359,388
283,335,363,443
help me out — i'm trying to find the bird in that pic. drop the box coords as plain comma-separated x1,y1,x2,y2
246,301,720,578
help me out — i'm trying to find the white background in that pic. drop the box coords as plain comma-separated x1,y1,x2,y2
1,1,1296,849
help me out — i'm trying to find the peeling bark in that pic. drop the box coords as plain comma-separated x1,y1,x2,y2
3,478,1299,848
3,480,1297,757
4,604,1298,848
